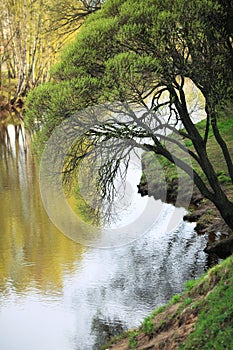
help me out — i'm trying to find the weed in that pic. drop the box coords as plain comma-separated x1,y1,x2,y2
184,279,198,292
169,293,181,305
151,305,166,317
141,316,155,336
128,330,139,349
183,297,192,307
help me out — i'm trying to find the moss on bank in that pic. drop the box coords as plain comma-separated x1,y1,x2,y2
102,254,233,350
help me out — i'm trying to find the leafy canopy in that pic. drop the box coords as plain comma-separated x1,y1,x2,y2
26,0,232,126
26,0,233,228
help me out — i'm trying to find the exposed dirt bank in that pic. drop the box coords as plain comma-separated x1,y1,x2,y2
102,255,233,350
105,303,198,350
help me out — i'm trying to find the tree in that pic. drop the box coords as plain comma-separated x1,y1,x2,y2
26,0,233,230
0,0,102,105
47,0,103,35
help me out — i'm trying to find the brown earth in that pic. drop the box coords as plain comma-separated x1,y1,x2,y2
103,276,215,350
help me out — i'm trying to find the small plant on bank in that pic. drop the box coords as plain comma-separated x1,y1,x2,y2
217,171,232,184
182,297,193,307
169,293,181,305
128,330,139,349
141,316,155,337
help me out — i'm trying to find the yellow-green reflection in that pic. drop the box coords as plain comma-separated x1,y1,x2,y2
0,121,83,295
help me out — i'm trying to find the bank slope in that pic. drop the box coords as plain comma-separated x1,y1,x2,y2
102,254,233,350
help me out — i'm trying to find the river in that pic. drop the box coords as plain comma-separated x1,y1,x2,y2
0,122,210,350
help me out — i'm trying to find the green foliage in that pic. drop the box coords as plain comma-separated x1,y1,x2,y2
184,278,200,292
169,293,181,305
217,171,232,185
140,305,166,337
25,0,233,230
0,0,88,102
26,0,233,131
103,52,159,101
128,330,139,348
182,297,192,307
141,316,155,336
26,0,233,155
151,305,166,316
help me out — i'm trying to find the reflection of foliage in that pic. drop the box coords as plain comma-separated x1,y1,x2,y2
0,125,83,294
63,140,102,225
91,312,126,350
66,180,101,226
62,126,134,225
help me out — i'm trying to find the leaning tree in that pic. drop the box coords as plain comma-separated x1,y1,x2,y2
26,0,233,229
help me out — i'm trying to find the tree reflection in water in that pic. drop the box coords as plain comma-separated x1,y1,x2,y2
91,312,126,349
0,116,83,295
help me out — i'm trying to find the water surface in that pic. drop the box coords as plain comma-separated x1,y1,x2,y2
0,124,208,350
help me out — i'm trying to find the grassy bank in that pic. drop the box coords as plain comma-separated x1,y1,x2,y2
102,254,233,349
140,114,233,192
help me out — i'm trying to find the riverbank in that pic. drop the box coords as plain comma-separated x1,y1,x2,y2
138,176,233,258
137,115,233,259
102,254,233,350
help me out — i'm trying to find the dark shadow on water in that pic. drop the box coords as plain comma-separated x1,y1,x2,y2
91,312,127,350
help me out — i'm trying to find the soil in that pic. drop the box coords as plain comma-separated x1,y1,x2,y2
104,280,212,350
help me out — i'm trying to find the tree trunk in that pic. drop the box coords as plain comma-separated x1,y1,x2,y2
213,194,233,230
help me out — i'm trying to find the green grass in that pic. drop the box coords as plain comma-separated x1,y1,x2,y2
128,330,139,348
178,255,233,349
141,316,156,337
140,113,233,190
169,293,182,305
99,331,129,350
139,305,167,337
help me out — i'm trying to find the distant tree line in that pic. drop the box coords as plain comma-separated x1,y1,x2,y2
0,0,102,106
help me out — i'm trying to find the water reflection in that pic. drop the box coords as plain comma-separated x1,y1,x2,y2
65,217,207,349
0,123,83,295
0,122,210,350
91,313,126,349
